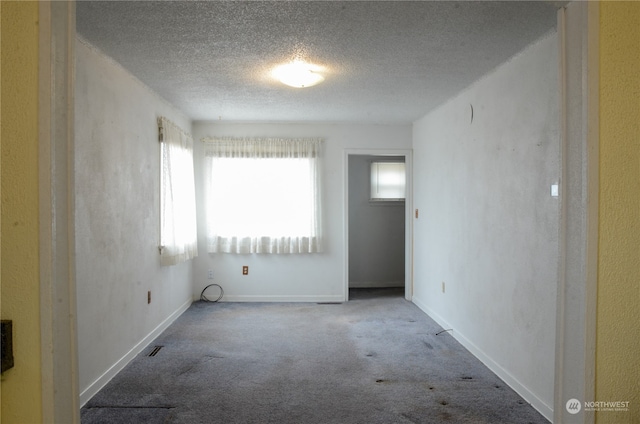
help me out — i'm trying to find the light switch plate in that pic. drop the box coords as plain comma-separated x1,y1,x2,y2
551,184,559,197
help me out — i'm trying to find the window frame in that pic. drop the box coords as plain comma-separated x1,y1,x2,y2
369,159,406,204
202,137,323,254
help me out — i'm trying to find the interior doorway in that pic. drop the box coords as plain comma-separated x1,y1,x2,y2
344,149,413,302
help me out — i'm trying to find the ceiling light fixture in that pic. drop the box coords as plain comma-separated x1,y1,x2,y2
272,60,325,88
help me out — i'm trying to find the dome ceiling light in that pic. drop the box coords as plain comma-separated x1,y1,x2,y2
272,60,325,88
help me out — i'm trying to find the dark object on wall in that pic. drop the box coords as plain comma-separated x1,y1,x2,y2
1,320,14,373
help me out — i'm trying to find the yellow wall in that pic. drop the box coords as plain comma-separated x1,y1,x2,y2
0,1,43,423
596,2,640,423
0,0,2,417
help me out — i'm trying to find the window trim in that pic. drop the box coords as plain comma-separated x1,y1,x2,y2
202,137,323,254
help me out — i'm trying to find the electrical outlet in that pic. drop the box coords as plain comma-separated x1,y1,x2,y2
442,282,445,293
208,270,214,279
148,291,151,304
242,266,249,275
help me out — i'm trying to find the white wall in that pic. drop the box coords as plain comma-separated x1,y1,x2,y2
193,123,411,301
412,31,559,420
75,38,194,405
348,155,405,288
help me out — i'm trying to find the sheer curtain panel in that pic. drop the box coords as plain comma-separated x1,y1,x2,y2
203,137,323,254
159,117,198,265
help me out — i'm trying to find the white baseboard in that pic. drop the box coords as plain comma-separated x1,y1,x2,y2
412,296,553,422
348,281,404,288
79,298,192,407
213,294,346,303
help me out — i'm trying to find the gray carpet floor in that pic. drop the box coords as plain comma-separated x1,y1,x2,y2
81,288,549,424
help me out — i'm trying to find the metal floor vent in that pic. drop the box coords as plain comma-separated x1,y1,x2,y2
147,346,163,357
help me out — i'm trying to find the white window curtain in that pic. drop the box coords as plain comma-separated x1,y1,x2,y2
203,137,323,254
159,117,198,265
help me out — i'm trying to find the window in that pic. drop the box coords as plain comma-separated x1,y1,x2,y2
203,137,323,254
159,117,198,265
370,161,406,201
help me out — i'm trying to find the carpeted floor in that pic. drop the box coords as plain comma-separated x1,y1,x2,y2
81,288,549,423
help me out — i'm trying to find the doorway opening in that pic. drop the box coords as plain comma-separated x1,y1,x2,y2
344,149,413,302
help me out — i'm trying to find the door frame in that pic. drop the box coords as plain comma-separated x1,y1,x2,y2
553,3,599,422
39,1,79,422
344,148,413,302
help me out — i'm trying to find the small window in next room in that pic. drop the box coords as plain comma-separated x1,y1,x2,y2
370,160,406,202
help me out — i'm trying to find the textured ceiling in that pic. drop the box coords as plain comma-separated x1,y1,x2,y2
76,1,559,124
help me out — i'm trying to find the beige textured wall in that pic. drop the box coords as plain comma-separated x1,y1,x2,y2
596,2,640,423
0,1,43,422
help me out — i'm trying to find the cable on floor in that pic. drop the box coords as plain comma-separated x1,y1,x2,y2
200,283,224,302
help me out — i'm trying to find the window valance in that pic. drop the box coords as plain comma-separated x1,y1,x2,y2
202,137,323,158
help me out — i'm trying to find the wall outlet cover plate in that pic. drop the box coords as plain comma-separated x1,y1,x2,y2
1,320,14,373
